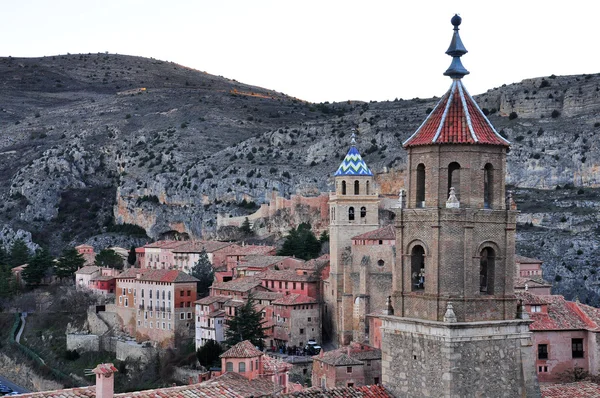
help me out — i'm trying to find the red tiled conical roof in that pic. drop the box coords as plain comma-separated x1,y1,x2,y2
403,79,509,147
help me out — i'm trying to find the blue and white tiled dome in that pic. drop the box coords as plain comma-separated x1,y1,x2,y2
334,135,373,176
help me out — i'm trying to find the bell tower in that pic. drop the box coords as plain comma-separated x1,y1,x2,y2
325,133,379,346
380,15,541,397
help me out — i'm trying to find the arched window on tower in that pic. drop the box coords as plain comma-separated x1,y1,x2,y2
354,180,360,195
484,164,493,209
360,206,366,219
366,181,370,195
416,164,426,207
448,162,461,201
348,207,355,221
342,181,347,195
411,245,425,291
480,247,495,294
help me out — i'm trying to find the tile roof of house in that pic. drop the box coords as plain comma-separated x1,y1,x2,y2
540,381,600,397
196,296,231,305
222,244,277,256
262,354,293,373
515,255,543,264
224,299,246,308
211,277,265,293
238,255,290,268
352,225,396,241
313,343,381,366
208,310,226,318
334,144,373,177
221,340,263,358
272,293,317,306
116,268,198,283
202,372,283,397
281,385,393,398
252,291,285,301
515,291,551,305
293,256,328,271
514,276,552,289
90,275,116,282
16,387,96,398
172,241,235,253
143,240,185,249
517,293,597,331
259,270,315,282
403,79,509,148
75,266,101,275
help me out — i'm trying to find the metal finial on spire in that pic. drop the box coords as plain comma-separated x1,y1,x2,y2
443,14,470,79
351,131,357,145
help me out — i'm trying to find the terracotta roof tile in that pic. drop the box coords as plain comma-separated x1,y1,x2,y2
211,277,265,293
403,80,509,148
221,340,263,358
75,266,101,275
259,270,315,282
116,268,198,283
515,255,543,264
221,245,277,256
195,296,231,305
238,255,290,268
281,385,392,397
272,293,317,306
352,225,396,241
203,372,283,397
514,277,551,289
541,381,600,397
313,343,381,366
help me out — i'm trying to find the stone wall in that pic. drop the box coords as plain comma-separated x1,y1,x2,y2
380,316,540,398
0,353,63,392
66,333,99,352
115,340,156,363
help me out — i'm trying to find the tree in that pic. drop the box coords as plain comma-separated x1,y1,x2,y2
225,294,267,350
9,239,30,267
196,339,223,368
277,222,322,260
190,249,214,298
54,247,85,280
127,246,137,266
239,217,253,235
0,264,18,300
95,249,124,269
22,247,54,286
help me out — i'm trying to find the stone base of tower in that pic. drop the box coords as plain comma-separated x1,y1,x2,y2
380,316,541,398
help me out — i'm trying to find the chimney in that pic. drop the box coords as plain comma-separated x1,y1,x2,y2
93,363,118,398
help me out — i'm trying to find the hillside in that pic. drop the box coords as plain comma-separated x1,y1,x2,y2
1,53,599,303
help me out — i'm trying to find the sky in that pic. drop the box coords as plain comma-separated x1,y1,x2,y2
2,0,599,103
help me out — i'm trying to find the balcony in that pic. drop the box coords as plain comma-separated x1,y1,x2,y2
146,305,153,311
138,304,144,310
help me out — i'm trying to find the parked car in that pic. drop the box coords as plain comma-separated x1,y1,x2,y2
304,340,321,355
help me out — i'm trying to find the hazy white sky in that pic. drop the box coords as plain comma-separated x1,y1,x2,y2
3,0,599,103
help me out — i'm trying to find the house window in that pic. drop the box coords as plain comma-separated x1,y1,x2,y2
531,305,542,313
180,313,185,320
187,312,192,319
374,377,380,384
300,328,304,334
572,338,584,358
538,344,548,360
348,382,354,387
226,362,233,372
346,367,352,374
538,366,548,373
308,317,312,322
187,290,191,296
180,290,184,297
239,362,246,372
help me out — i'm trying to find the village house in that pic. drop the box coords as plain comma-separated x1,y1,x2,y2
311,342,382,388
259,270,320,299
135,240,235,271
219,340,292,393
115,268,198,345
195,295,230,349
234,255,293,277
75,266,120,295
272,293,321,349
75,244,96,265
515,255,552,295
210,277,270,298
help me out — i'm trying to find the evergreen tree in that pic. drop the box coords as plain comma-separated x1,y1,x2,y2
22,247,54,286
225,294,267,350
9,239,30,267
95,249,124,269
127,246,137,266
0,246,10,266
277,222,322,260
239,217,253,235
190,249,214,298
55,247,85,280
196,339,223,368
0,264,18,299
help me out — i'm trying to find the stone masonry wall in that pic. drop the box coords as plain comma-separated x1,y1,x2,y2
66,333,99,352
380,316,540,398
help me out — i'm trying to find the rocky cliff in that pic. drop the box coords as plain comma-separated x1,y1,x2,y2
0,54,598,303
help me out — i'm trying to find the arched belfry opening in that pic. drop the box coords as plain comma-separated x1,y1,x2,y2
448,162,461,200
366,181,370,195
484,163,493,208
354,180,360,195
348,206,355,221
341,181,347,195
411,245,425,291
416,164,426,207
480,247,495,294
360,206,366,219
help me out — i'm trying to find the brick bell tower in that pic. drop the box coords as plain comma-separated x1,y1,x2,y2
380,15,541,397
325,132,379,346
